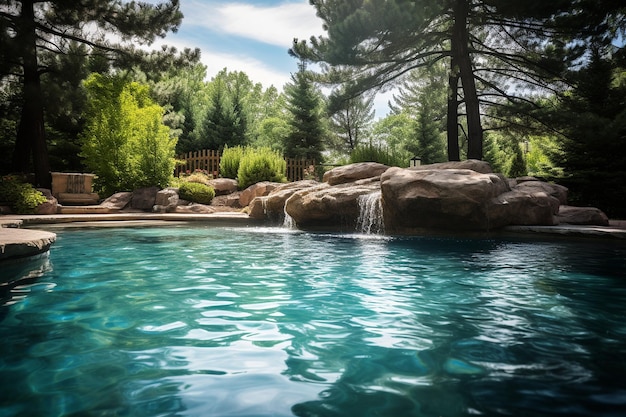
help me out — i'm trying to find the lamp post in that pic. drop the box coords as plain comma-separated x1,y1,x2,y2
410,156,421,167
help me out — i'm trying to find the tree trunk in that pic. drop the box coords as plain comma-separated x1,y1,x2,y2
452,0,483,160
13,0,51,188
447,55,460,161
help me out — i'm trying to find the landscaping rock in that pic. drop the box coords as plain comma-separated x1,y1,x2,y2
153,188,179,213
489,190,559,227
512,180,568,205
323,162,390,185
101,192,132,210
381,167,510,231
239,182,281,207
35,188,58,215
248,180,319,220
131,187,159,211
209,178,238,196
286,178,380,229
174,203,217,214
410,159,493,174
556,205,609,226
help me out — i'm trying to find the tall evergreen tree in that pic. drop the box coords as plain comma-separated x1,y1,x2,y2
1,0,182,187
291,0,625,162
284,61,325,161
200,77,241,150
329,92,375,154
392,63,448,164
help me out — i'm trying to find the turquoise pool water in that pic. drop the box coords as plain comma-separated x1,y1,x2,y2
1,225,625,417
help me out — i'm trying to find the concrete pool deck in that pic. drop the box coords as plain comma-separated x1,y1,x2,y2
1,212,625,262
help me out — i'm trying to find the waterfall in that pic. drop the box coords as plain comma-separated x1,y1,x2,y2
356,191,384,234
283,208,296,229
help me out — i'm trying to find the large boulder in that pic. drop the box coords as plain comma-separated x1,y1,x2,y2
209,178,238,196
174,203,217,214
101,192,132,210
488,190,559,227
153,188,179,213
381,167,510,231
239,181,282,207
286,178,381,229
248,180,320,221
556,205,609,226
323,162,390,185
131,187,159,211
411,159,493,174
511,179,568,205
35,188,58,215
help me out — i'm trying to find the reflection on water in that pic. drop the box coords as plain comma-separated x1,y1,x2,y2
0,226,625,417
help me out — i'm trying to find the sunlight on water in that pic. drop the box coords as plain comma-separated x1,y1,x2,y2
1,226,625,417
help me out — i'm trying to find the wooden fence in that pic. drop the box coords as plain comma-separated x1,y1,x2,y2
175,149,316,182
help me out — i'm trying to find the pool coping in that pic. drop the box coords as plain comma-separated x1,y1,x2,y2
1,212,625,262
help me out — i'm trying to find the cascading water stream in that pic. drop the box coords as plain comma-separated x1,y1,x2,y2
356,191,384,234
283,207,296,229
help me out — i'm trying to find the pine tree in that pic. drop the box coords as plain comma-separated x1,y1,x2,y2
284,62,325,161
1,0,182,188
329,92,375,154
291,0,625,162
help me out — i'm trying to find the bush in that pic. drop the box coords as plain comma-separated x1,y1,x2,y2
237,147,287,189
80,74,177,197
178,182,215,205
220,145,244,179
349,144,408,167
0,175,48,214
182,170,212,185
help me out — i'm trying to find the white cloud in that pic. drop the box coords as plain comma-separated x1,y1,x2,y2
183,0,324,47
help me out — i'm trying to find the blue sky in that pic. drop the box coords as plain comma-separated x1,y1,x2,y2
150,0,393,117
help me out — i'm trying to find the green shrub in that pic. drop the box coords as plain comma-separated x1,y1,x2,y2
178,182,215,205
350,143,408,167
80,74,177,197
220,145,244,179
237,147,287,189
0,175,48,214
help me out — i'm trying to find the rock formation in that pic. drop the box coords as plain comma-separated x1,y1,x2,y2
247,160,610,233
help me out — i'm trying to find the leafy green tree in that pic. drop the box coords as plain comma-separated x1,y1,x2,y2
329,92,375,154
80,74,177,196
370,112,413,165
283,62,325,161
1,0,182,188
247,85,289,149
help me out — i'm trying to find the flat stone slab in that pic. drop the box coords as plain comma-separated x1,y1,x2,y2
0,228,57,261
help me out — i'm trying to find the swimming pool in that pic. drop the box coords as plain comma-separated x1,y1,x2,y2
1,225,625,416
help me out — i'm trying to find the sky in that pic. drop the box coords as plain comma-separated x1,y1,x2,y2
149,0,393,118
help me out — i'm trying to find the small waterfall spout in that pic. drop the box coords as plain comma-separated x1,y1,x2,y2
283,208,296,229
356,191,384,234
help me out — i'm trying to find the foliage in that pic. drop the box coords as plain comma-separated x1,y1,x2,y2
0,175,47,214
237,147,287,189
179,170,212,185
220,145,245,179
2,0,182,187
328,92,375,154
349,143,408,168
507,145,527,178
80,74,177,196
284,62,325,161
291,0,625,161
178,181,215,205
